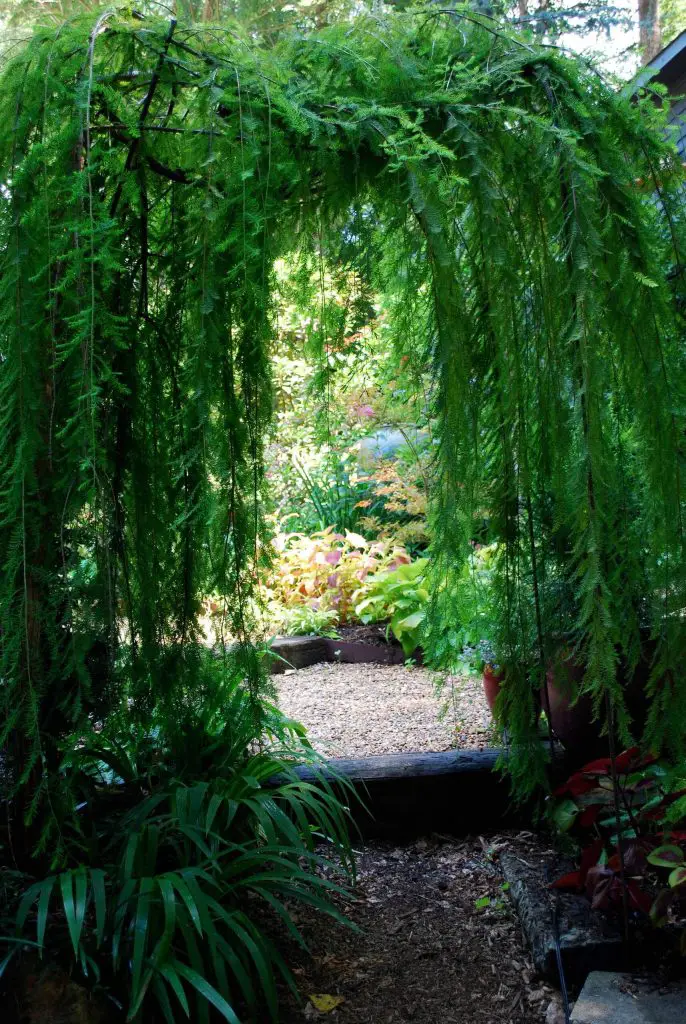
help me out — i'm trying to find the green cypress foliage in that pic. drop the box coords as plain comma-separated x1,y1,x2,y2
1,9,684,821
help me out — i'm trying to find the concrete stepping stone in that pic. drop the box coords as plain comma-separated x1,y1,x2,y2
571,971,686,1023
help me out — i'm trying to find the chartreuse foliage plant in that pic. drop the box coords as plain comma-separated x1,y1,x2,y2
354,558,430,656
1,4,686,1016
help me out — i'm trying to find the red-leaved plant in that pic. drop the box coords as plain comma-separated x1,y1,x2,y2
551,747,686,932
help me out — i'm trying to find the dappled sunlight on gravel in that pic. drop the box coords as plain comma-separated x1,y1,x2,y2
276,661,497,757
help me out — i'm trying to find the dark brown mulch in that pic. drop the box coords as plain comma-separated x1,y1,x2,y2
333,623,397,648
277,832,563,1024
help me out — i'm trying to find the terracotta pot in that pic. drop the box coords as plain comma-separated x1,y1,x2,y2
482,640,653,756
482,664,504,712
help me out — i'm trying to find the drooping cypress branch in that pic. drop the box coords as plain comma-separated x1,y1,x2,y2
1,9,685,838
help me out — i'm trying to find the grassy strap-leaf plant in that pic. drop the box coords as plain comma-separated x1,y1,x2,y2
1,6,685,836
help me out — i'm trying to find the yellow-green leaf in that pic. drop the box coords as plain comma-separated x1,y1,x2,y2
309,993,345,1013
634,271,658,288
344,531,368,548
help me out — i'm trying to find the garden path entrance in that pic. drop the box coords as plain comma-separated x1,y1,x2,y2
277,832,561,1024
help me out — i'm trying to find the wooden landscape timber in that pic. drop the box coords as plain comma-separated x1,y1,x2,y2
292,745,567,838
268,634,416,673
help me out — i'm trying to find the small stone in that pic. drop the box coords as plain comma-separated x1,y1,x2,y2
545,994,566,1024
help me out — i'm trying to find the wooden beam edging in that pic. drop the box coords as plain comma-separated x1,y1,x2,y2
288,745,567,839
267,639,566,835
268,635,418,674
294,747,502,782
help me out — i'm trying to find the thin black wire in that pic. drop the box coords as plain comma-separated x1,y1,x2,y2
545,860,572,1024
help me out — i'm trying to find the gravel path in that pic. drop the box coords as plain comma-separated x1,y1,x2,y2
276,661,495,757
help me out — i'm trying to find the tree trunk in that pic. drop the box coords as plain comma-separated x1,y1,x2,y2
638,0,662,64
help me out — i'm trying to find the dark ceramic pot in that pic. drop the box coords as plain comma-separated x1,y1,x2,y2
541,654,596,753
541,642,652,757
483,639,653,758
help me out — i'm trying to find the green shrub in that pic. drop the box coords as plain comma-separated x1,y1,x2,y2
287,452,385,536
354,558,430,656
352,544,499,662
427,544,499,675
276,604,339,638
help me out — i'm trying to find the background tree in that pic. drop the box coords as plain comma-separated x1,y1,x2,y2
638,0,662,61
0,0,684,69
504,0,683,63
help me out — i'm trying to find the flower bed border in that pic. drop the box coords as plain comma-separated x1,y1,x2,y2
269,634,417,674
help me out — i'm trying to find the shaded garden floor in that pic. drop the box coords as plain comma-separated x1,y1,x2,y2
276,662,495,757
278,833,561,1024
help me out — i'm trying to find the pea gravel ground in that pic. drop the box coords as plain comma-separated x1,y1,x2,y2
275,661,496,757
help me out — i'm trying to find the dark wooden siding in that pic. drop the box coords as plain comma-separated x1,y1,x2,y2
667,68,686,158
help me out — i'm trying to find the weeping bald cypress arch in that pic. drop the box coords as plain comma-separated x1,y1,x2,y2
1,8,685,810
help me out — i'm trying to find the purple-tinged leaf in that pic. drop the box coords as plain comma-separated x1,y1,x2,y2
647,844,684,868
668,866,686,889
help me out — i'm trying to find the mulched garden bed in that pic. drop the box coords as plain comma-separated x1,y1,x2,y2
333,624,398,648
277,831,564,1024
276,662,496,757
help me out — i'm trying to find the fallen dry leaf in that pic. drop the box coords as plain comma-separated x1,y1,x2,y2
308,994,345,1013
